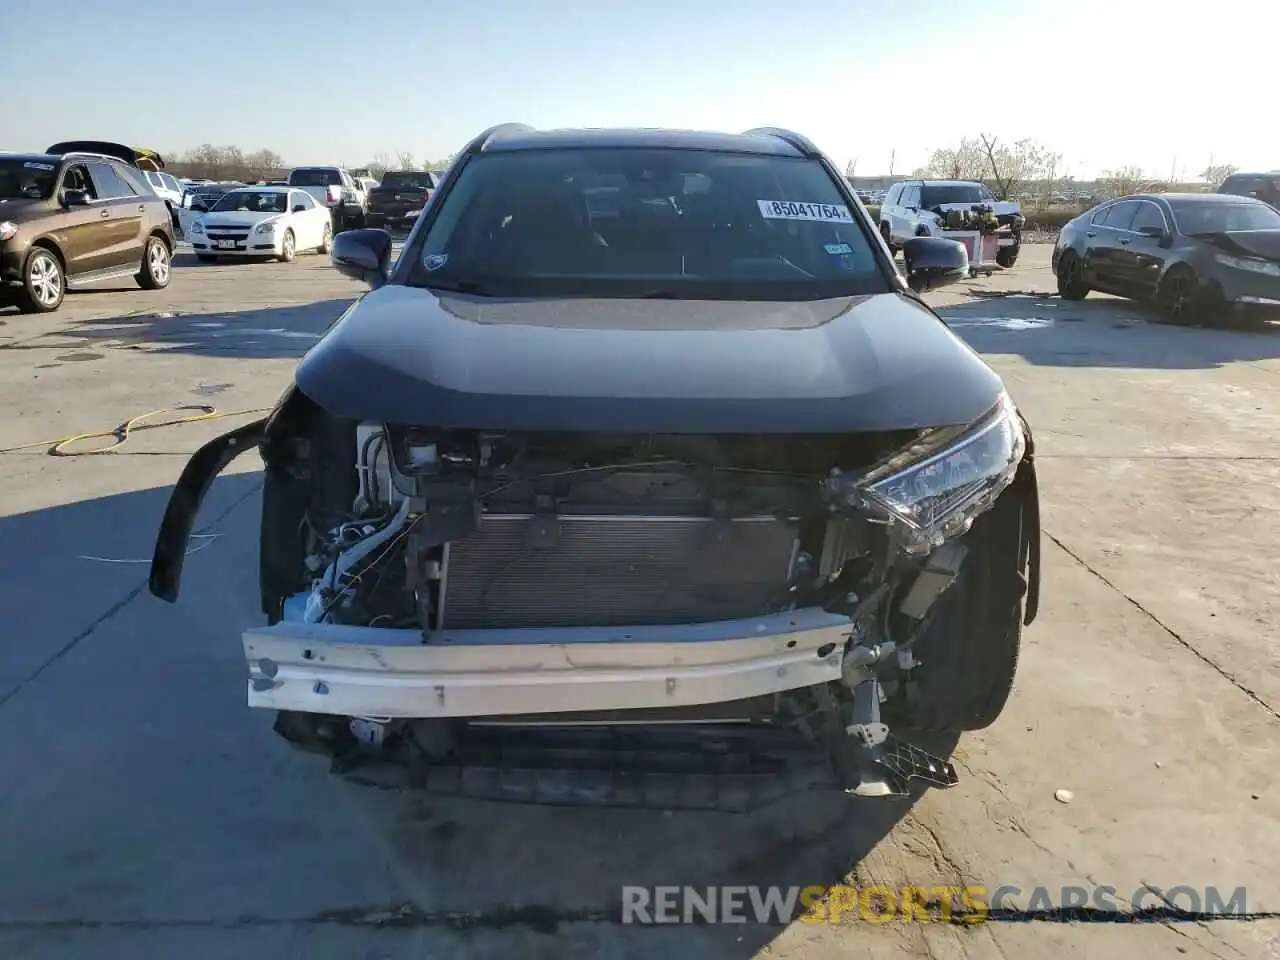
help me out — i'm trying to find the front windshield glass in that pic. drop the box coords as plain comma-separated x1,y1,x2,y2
0,158,58,201
920,184,990,207
405,147,888,300
211,190,288,213
1171,200,1280,235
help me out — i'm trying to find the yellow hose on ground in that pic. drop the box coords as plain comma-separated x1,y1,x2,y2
0,405,271,456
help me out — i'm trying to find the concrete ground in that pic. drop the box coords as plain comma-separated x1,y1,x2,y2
1,243,1278,959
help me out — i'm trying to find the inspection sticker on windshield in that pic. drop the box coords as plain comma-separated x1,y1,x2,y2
423,253,448,271
24,162,54,171
758,200,853,223
824,242,853,255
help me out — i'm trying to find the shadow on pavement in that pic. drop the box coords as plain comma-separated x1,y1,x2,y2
938,294,1280,370
31,299,356,359
0,477,953,958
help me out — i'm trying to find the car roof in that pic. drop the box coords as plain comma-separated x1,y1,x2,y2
479,127,808,158
1131,192,1260,204
1,153,65,164
291,165,344,171
226,185,291,193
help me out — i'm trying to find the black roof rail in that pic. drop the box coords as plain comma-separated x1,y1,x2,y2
462,123,535,155
742,127,820,158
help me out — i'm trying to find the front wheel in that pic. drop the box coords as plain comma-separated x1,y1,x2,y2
1056,251,1090,300
879,222,898,254
887,487,1028,733
278,229,296,263
1159,267,1199,325
16,247,64,313
136,235,171,290
318,222,332,254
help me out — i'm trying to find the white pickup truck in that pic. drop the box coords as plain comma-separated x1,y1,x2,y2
285,166,366,230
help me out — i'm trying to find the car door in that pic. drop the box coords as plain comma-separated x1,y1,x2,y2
1081,200,1136,290
897,182,923,241
1118,200,1171,295
51,163,114,277
290,190,322,248
85,161,146,270
879,184,900,236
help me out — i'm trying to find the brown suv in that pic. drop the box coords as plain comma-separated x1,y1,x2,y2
1,143,176,313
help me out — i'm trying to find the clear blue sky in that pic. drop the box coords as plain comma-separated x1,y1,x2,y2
1,0,1270,179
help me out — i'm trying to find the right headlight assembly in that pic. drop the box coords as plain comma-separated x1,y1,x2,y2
826,393,1026,555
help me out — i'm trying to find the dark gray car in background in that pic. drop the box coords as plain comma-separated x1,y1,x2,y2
1053,193,1280,324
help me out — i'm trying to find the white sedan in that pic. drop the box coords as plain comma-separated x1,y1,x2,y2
188,186,333,263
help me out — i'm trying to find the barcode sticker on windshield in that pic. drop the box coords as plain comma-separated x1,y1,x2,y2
758,200,854,223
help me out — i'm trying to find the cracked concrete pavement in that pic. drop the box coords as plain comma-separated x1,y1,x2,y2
1,245,1278,959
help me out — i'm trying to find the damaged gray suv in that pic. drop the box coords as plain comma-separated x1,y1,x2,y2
149,125,1041,810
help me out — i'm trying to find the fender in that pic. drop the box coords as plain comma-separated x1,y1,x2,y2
148,419,266,602
1017,414,1041,625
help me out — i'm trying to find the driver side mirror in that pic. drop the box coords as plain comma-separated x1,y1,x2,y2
331,227,392,288
1137,224,1173,247
62,189,89,207
190,202,207,213
292,204,306,213
902,236,970,292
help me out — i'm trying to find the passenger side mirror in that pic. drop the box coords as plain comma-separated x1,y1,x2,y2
292,204,306,213
331,227,393,288
902,236,970,292
62,189,89,207
190,202,208,213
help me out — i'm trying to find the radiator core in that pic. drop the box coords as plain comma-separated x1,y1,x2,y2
438,513,799,630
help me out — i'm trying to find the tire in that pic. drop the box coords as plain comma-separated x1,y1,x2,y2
879,222,898,254
318,222,333,254
1159,268,1225,327
889,488,1027,733
1158,267,1198,325
278,229,296,263
1055,250,1090,300
996,243,1020,268
136,235,172,290
16,246,65,313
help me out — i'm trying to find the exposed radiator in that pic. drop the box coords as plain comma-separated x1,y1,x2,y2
439,514,799,630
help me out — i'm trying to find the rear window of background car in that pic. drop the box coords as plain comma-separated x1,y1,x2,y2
382,172,435,190
289,169,343,187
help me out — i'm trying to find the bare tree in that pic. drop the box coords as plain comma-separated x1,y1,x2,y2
367,152,393,179
1199,162,1238,188
1097,166,1145,199
395,150,416,171
845,158,858,179
922,138,988,181
244,149,285,180
979,135,1060,200
169,145,289,181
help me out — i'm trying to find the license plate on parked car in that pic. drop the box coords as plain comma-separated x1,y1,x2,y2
216,240,236,250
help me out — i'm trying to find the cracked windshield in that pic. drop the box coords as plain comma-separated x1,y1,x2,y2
0,0,1276,957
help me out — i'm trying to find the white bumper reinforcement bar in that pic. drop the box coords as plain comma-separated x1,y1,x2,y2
243,608,854,719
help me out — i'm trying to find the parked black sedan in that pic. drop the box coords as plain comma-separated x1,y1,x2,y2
1052,193,1280,324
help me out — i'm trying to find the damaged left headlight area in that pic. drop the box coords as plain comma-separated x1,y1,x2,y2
248,391,1036,806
